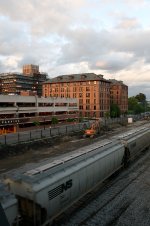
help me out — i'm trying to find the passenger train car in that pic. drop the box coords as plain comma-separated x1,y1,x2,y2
3,126,150,226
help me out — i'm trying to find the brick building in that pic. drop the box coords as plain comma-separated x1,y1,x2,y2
0,65,47,97
23,64,39,75
110,79,128,114
43,73,111,118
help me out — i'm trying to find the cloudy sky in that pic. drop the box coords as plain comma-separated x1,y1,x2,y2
0,0,150,98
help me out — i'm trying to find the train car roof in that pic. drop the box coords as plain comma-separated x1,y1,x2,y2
4,139,120,184
113,126,149,140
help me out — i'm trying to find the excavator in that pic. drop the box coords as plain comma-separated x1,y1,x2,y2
83,119,101,138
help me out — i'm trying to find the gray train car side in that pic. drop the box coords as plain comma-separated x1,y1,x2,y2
0,183,18,226
4,140,124,225
117,127,150,157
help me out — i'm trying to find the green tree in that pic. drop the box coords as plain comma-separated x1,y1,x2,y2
135,93,146,103
51,117,58,126
33,121,40,127
135,93,147,110
128,95,145,114
110,104,121,118
104,111,110,119
128,97,138,113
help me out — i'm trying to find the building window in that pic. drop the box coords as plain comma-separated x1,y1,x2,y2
86,99,90,104
94,81,96,84
73,87,76,92
73,93,76,98
79,99,83,104
86,93,90,97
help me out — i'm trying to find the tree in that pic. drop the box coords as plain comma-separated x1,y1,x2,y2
33,121,40,127
104,111,110,119
128,95,145,114
135,93,147,110
110,104,121,118
128,97,138,113
51,117,58,126
135,93,146,103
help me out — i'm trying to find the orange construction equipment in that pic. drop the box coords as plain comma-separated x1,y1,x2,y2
83,119,101,138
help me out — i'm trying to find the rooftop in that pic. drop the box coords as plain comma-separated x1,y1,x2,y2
44,73,111,84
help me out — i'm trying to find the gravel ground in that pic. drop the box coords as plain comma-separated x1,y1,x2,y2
60,148,150,226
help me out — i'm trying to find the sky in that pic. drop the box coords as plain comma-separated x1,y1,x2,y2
0,0,150,99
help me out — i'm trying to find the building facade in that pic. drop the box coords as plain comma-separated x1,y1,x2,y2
110,79,128,114
0,65,47,97
23,64,39,75
0,95,79,134
43,73,111,118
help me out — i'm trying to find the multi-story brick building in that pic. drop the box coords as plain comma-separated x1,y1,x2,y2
0,65,47,97
23,64,39,75
43,73,111,118
110,79,128,114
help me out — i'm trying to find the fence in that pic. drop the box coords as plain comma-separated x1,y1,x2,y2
0,118,128,146
0,121,91,146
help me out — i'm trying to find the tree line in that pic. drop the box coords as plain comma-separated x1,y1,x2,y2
109,92,149,118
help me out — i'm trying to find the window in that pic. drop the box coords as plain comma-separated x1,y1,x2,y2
86,93,90,97
73,87,76,92
73,93,76,98
79,99,83,104
86,99,90,104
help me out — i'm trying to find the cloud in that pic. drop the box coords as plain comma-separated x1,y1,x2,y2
116,17,140,29
0,0,86,36
0,0,150,98
58,27,150,73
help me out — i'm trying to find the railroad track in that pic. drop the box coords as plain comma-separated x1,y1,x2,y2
55,148,150,226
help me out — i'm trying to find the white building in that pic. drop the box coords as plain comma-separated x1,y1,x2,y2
0,95,79,134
